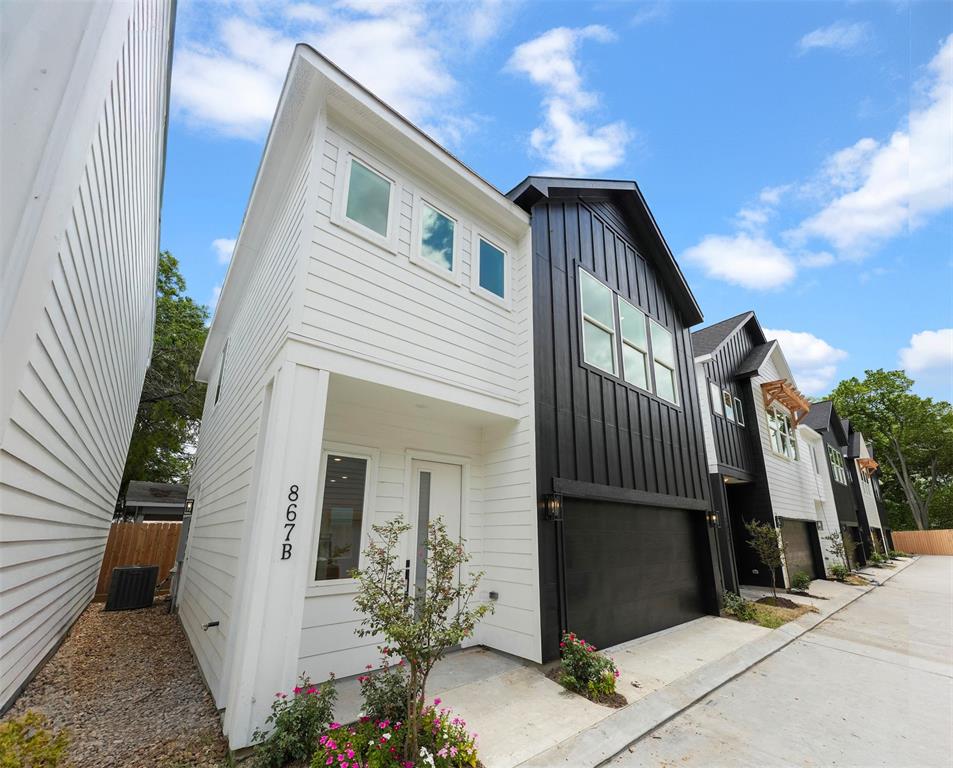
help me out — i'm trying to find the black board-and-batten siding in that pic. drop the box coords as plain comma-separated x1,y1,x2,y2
523,190,716,660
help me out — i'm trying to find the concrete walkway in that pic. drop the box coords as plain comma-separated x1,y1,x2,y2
612,556,953,768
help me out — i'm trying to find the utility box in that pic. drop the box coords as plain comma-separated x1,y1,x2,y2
105,565,158,611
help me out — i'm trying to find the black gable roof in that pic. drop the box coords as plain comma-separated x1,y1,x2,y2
802,400,849,447
507,176,703,326
735,341,776,378
690,310,768,359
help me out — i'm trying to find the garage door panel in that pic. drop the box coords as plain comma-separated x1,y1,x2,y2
779,518,822,580
563,499,707,650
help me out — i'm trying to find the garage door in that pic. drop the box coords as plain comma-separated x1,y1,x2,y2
562,499,708,651
779,518,822,580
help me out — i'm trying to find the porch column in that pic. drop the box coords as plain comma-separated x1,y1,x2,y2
222,362,330,749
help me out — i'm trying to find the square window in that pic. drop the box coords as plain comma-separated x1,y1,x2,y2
622,344,649,390
478,238,506,298
419,202,455,271
583,320,616,374
345,159,391,237
315,455,368,581
655,362,677,404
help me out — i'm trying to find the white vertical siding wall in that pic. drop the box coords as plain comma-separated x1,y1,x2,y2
0,0,172,709
178,135,311,705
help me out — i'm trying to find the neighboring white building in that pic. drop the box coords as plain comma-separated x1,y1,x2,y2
176,46,537,749
852,431,887,553
0,0,175,710
796,426,843,574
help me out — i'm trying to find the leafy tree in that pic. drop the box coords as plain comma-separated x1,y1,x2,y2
829,370,953,530
351,518,492,761
745,520,784,601
822,530,850,571
119,252,208,498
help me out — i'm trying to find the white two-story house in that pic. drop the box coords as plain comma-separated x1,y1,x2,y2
176,47,538,749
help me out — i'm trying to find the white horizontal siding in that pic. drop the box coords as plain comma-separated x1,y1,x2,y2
0,0,171,709
178,135,310,705
798,427,842,573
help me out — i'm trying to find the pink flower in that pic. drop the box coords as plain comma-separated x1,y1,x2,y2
330,722,341,729
325,759,333,766
358,676,369,684
275,692,283,697
365,664,373,670
293,686,302,695
433,697,442,707
307,686,318,694
346,749,355,758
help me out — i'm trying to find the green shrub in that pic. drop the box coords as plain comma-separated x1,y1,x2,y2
790,572,812,592
251,675,336,768
313,704,479,768
358,654,409,723
559,631,619,699
829,563,849,581
868,551,886,567
888,550,910,559
722,591,755,622
0,710,69,768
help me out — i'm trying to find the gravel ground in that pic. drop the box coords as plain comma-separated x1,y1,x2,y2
5,599,229,767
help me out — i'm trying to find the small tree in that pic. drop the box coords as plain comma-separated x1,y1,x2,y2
823,530,851,572
351,518,492,761
745,520,784,601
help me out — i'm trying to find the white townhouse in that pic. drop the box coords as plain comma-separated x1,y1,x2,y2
0,0,175,710
176,47,538,749
848,428,888,554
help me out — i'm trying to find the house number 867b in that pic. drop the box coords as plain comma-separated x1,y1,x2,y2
281,484,299,560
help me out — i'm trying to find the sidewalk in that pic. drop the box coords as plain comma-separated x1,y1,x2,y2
424,557,918,768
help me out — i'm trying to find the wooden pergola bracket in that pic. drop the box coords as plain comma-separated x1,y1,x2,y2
761,379,812,425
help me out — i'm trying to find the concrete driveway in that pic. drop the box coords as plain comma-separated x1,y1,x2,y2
613,556,953,768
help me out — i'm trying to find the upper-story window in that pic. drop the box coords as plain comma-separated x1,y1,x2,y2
722,391,735,422
345,158,392,237
418,201,455,273
734,397,745,426
580,270,616,375
474,236,507,301
768,407,798,459
828,445,848,484
618,297,649,389
858,462,872,490
650,320,678,404
710,381,723,416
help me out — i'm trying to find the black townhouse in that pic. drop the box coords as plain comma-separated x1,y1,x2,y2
507,177,720,661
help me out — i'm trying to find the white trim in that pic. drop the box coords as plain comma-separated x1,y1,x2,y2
578,267,617,376
734,396,745,426
649,318,679,405
330,143,401,254
409,192,462,284
307,441,380,592
470,230,511,309
722,390,735,422
617,295,651,393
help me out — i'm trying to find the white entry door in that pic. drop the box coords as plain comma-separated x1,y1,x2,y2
410,460,462,598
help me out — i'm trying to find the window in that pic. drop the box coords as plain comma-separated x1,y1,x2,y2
710,381,723,416
734,397,745,426
617,297,649,389
476,237,506,299
315,454,369,581
650,320,678,404
858,462,871,489
418,202,455,272
811,445,821,475
345,158,391,237
580,270,616,374
722,391,735,422
828,446,848,484
768,407,798,459
214,340,228,405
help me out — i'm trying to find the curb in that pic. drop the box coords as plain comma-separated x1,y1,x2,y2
515,557,919,768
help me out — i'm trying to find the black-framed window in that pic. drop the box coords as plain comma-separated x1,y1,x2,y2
314,454,368,581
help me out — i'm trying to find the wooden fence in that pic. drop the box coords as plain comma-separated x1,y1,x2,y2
891,529,953,556
94,521,182,601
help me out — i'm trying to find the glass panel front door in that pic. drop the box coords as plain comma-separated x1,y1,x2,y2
410,460,463,599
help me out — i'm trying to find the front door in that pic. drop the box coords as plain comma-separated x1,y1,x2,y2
410,460,463,596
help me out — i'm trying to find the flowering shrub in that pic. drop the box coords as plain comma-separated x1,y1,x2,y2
252,675,337,768
311,701,478,768
0,710,69,768
558,632,619,700
359,653,410,723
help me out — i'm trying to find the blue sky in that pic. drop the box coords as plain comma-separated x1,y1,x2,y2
161,0,953,401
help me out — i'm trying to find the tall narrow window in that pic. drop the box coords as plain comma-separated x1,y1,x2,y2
419,202,455,271
579,270,616,374
214,340,228,405
734,397,745,426
709,381,723,416
345,159,391,237
769,407,798,459
650,320,678,404
477,238,506,299
617,297,649,389
315,455,368,581
828,446,847,484
722,391,735,422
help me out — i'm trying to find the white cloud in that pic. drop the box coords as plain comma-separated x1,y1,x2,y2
799,251,835,268
682,233,796,290
900,329,953,373
212,237,236,265
764,328,848,394
507,26,631,175
795,34,953,256
798,21,873,54
630,2,669,27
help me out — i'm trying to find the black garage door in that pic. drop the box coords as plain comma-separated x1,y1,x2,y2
562,499,709,651
779,518,823,580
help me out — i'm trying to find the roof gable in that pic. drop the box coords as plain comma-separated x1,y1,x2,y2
507,176,703,326
691,311,766,359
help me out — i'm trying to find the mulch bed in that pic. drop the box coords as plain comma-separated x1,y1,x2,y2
4,599,228,767
544,667,628,708
755,596,801,609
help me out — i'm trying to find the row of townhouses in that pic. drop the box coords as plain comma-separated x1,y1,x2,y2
0,12,893,752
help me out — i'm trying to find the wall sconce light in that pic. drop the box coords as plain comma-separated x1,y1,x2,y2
706,511,720,528
184,498,195,516
541,494,563,522
816,520,824,531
